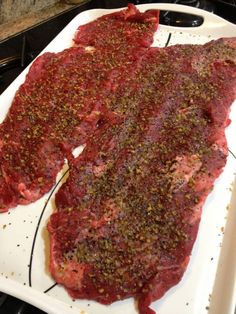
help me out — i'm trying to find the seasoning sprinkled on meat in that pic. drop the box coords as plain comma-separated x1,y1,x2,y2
0,5,159,212
48,38,236,313
1,3,235,313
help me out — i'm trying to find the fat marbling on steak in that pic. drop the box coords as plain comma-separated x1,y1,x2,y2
48,38,236,314
0,5,159,212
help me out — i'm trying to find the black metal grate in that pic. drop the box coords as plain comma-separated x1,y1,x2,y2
219,0,236,4
0,292,46,314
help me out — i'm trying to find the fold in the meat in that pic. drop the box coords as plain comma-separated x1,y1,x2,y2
48,38,236,314
0,4,159,212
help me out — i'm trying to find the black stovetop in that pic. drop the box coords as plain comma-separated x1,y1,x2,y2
0,0,235,313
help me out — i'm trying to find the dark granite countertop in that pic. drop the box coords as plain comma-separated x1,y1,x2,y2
0,2,81,42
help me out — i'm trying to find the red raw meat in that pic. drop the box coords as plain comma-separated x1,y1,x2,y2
0,5,159,212
48,38,236,314
1,3,236,313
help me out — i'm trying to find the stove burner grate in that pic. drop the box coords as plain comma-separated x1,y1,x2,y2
0,292,46,314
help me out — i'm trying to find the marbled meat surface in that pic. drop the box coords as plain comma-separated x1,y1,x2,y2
0,5,159,212
48,38,236,313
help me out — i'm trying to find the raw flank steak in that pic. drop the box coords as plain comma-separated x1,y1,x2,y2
0,4,159,212
48,38,236,314
1,2,236,314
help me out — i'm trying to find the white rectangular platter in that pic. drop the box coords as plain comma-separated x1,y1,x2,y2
0,3,236,314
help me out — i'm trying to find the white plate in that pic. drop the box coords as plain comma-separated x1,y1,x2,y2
0,4,236,314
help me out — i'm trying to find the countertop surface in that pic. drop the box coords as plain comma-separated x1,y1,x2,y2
0,2,79,42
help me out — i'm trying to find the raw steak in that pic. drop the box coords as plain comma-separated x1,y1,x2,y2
48,38,236,314
0,5,159,212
